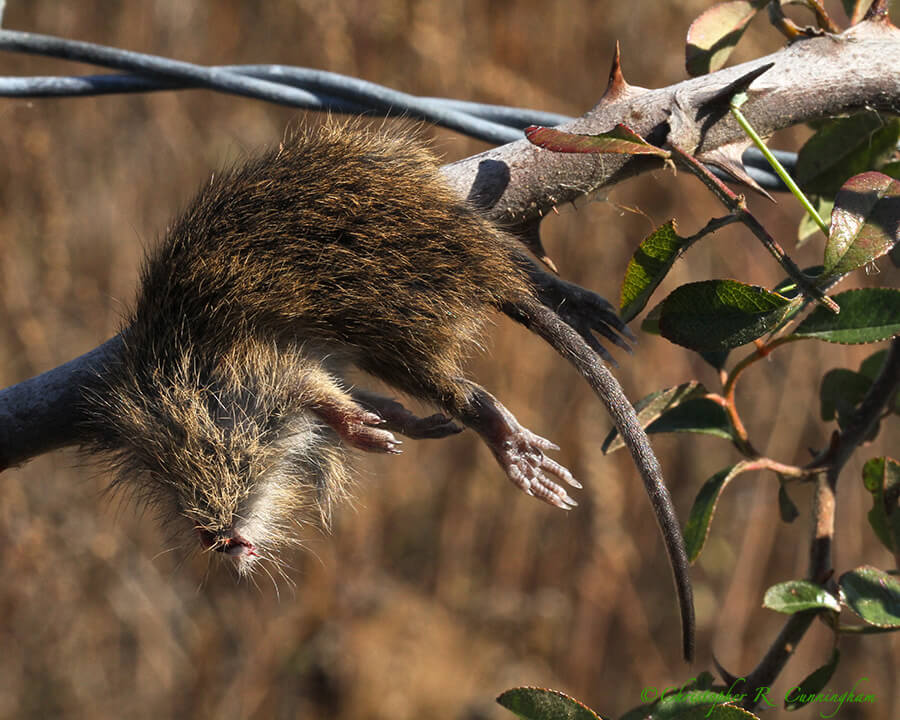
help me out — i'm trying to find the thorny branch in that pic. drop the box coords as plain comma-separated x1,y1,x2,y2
445,20,900,223
738,337,900,711
703,323,899,707
2,19,899,470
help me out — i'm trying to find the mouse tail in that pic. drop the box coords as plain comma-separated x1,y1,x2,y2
504,294,696,663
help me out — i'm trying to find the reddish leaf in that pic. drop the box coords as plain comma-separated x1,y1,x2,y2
825,172,900,276
525,125,669,157
686,1,768,76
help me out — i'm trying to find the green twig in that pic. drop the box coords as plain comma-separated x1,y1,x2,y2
731,92,829,236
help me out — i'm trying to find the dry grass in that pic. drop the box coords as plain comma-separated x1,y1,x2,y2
0,2,897,718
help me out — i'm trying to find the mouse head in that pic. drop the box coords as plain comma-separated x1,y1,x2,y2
84,341,349,575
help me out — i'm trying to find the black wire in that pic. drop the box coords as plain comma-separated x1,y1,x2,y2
0,29,793,189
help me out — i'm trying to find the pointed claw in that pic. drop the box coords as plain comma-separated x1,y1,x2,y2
590,321,633,353
584,332,618,365
544,457,581,489
616,321,637,342
529,435,559,452
543,486,577,509
554,485,578,507
350,426,403,454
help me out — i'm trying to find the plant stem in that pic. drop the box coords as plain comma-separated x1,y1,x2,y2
730,92,829,236
669,144,839,313
740,338,900,711
723,336,803,401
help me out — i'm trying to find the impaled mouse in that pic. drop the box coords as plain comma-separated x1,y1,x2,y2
80,120,695,660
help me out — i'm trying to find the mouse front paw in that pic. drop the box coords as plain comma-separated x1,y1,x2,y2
314,402,402,454
350,390,463,439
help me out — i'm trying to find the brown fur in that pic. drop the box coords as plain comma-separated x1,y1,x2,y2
135,121,531,406
78,120,695,658
82,121,534,573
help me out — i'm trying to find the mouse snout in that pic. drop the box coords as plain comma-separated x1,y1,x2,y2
197,527,257,557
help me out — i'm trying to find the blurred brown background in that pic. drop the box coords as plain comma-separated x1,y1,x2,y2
1,2,897,718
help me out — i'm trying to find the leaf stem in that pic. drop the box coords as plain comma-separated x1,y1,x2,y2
668,145,839,313
713,336,806,459
730,92,829,236
723,336,803,401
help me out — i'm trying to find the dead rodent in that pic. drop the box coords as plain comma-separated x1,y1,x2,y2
80,120,695,658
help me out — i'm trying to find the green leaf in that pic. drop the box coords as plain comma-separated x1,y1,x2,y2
763,580,842,614
641,302,662,335
862,457,900,553
618,701,658,720
838,623,900,634
620,672,721,719
652,690,759,719
839,566,900,627
646,399,733,440
602,382,705,453
793,288,900,344
819,368,872,425
524,125,669,158
685,709,759,720
700,349,731,371
819,349,898,435
658,280,795,352
620,220,691,323
497,687,607,720
684,464,755,563
881,160,900,179
602,383,733,453
797,197,833,247
796,114,900,196
778,483,799,523
685,1,768,77
824,172,900,277
783,649,841,710
619,702,656,720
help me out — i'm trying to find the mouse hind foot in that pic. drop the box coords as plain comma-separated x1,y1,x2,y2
452,378,581,509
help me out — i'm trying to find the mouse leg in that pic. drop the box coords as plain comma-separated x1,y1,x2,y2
452,379,581,509
350,389,463,439
519,256,634,363
304,380,403,454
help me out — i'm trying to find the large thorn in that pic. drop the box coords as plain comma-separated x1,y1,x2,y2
698,140,774,201
601,41,630,103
